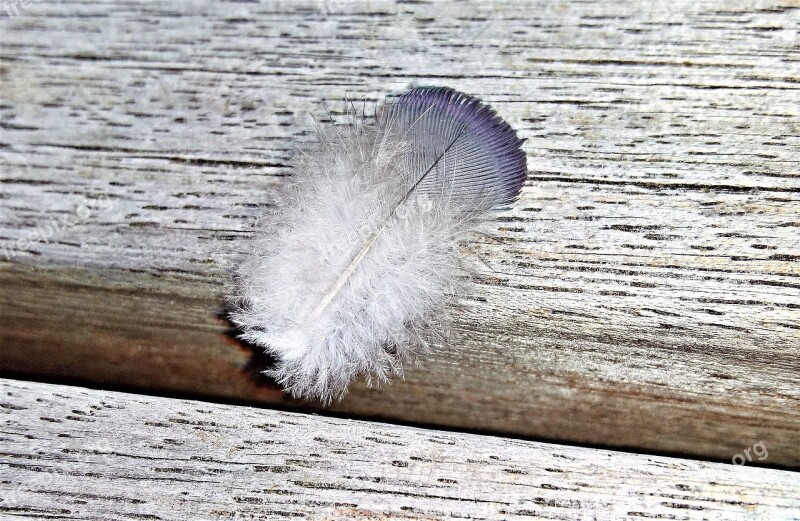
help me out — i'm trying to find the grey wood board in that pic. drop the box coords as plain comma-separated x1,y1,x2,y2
2,378,800,520
0,0,798,465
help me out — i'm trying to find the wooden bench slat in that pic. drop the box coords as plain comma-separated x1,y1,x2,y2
2,378,798,520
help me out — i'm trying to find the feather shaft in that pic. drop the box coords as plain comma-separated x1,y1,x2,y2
305,126,467,325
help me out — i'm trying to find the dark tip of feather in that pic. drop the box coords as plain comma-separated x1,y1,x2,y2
387,86,528,209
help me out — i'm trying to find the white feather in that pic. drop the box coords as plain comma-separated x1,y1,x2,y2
231,87,527,403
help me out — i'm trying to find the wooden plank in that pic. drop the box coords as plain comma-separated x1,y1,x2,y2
1,0,799,467
1,378,798,520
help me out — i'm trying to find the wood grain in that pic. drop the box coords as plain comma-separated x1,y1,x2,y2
1,0,799,466
2,378,798,520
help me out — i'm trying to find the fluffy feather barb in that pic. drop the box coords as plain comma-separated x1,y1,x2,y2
232,87,527,402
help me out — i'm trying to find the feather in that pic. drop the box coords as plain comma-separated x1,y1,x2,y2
231,86,527,403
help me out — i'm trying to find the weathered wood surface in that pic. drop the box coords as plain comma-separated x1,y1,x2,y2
1,378,798,521
1,0,799,466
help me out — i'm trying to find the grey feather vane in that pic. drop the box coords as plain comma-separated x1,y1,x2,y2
232,87,527,402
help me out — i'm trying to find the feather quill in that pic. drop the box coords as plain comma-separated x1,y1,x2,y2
232,87,527,403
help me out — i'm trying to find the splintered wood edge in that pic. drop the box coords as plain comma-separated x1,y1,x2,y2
1,378,798,521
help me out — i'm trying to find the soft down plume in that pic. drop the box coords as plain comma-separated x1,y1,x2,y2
232,87,527,402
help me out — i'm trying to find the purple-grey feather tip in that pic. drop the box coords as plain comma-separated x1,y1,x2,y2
387,86,528,209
